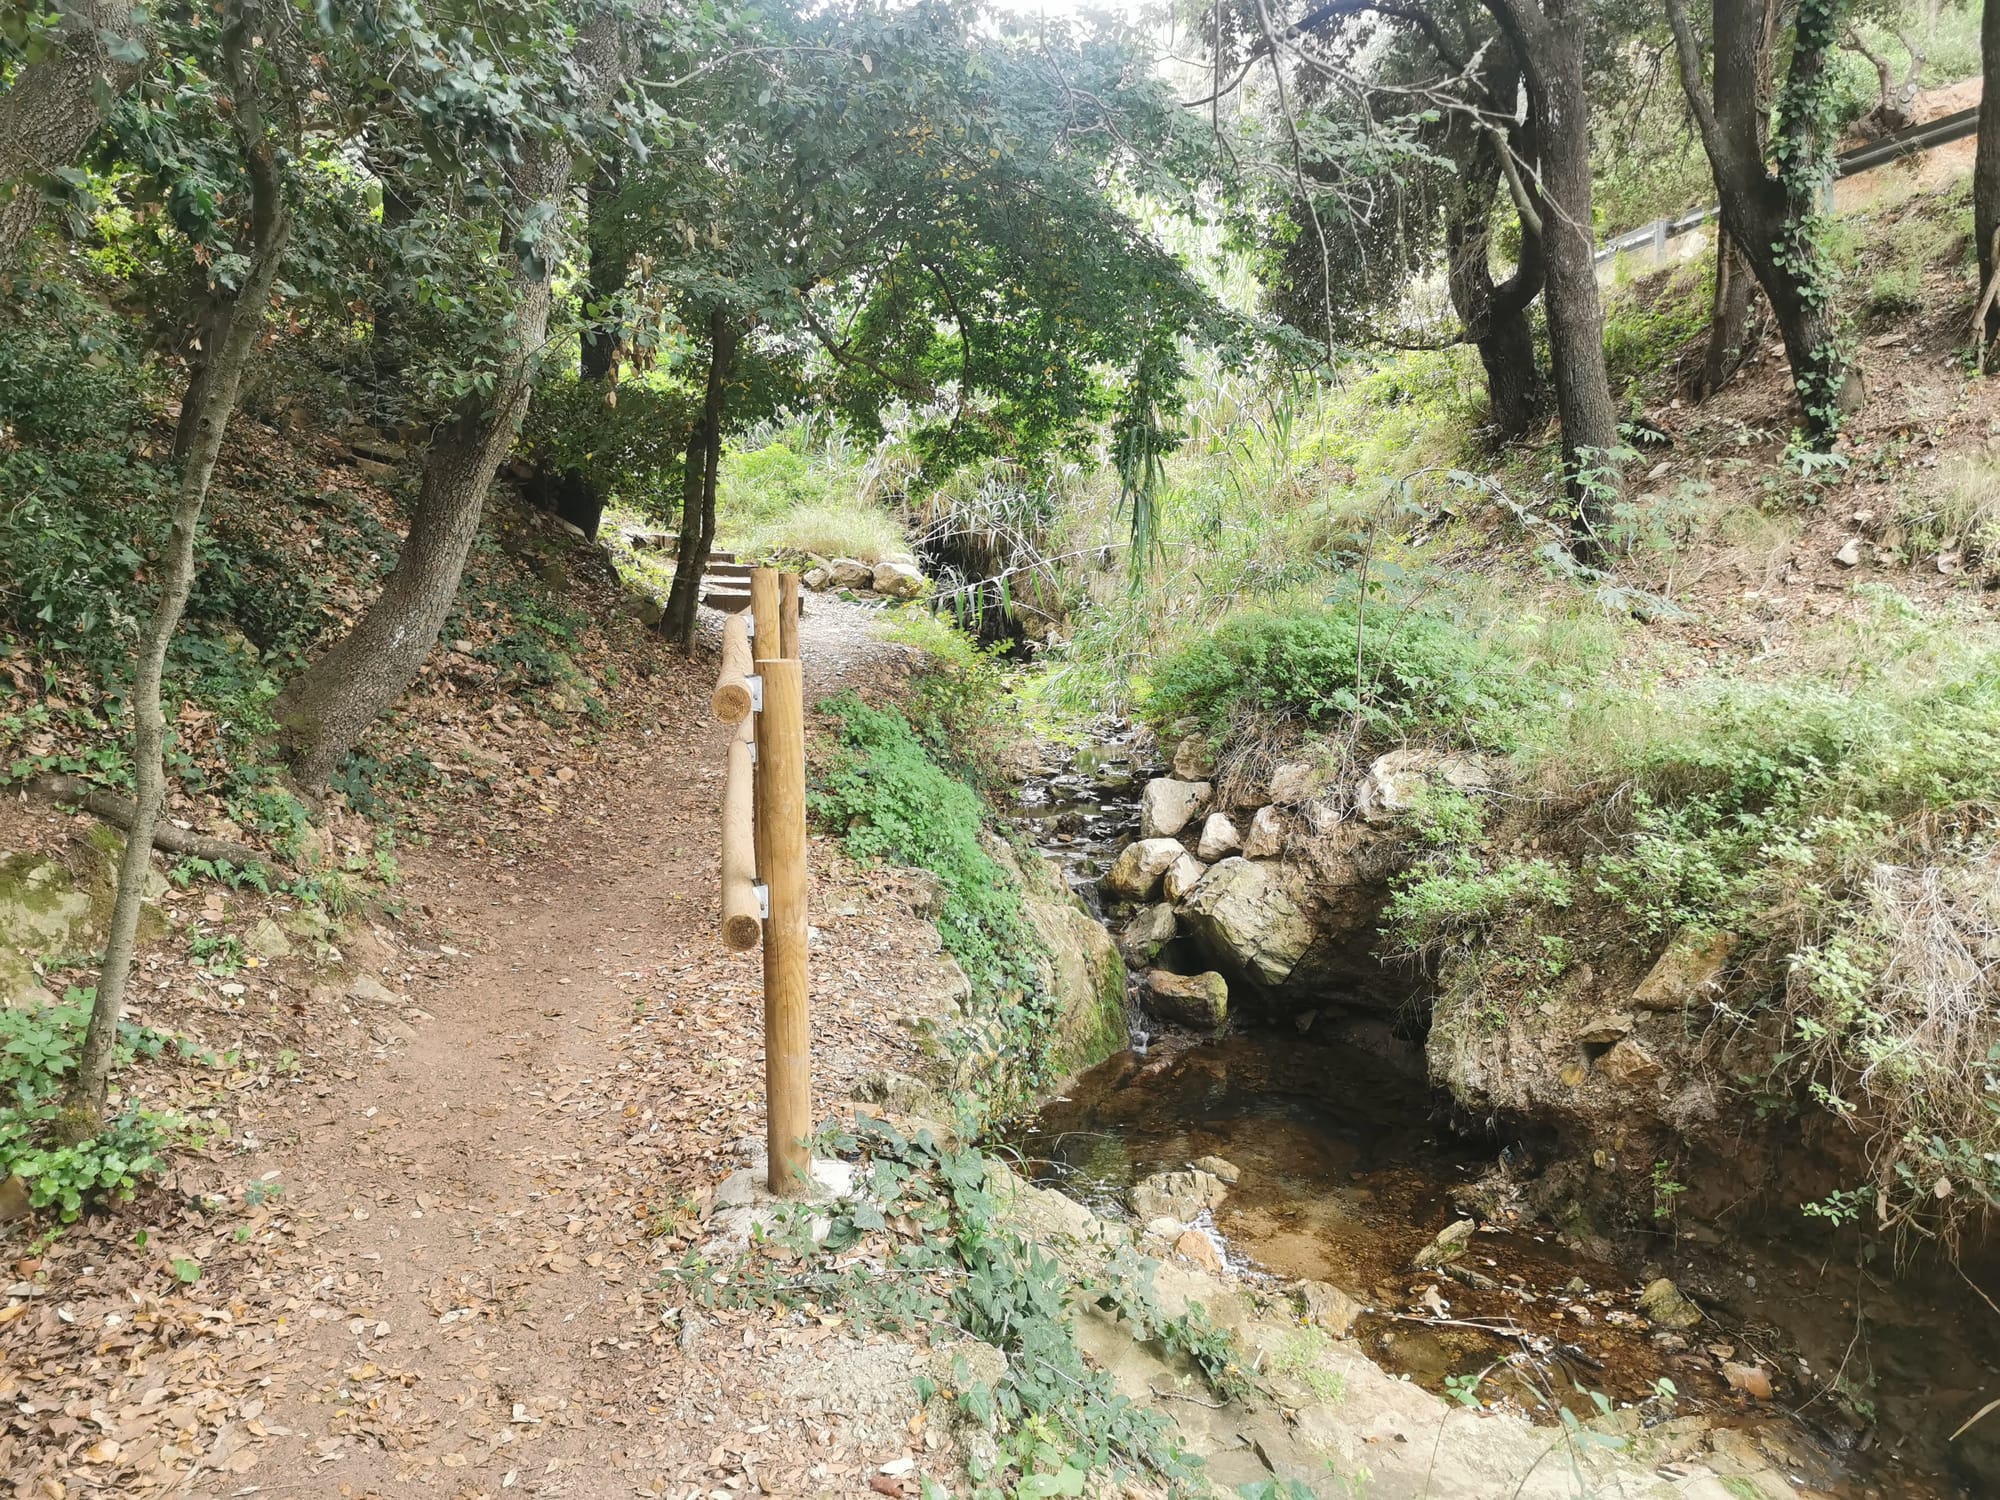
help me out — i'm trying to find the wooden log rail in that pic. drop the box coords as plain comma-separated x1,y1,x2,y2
711,567,810,1195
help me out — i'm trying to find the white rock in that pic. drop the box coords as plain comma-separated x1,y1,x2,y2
1102,838,1187,901
1243,805,1285,859
1266,761,1317,805
871,559,926,598
802,566,832,590
1162,852,1206,904
828,557,873,589
1195,812,1241,863
1833,538,1864,568
1139,777,1211,839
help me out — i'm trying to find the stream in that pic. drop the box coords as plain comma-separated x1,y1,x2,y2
1003,730,1988,1500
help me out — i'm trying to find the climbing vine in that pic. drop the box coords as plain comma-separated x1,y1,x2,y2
1770,0,1855,439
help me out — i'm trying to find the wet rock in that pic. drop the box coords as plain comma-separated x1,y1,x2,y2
1242,805,1285,859
1178,858,1315,988
1139,777,1211,839
827,557,874,589
1131,1168,1228,1222
1173,1227,1224,1274
1632,929,1736,1010
1637,1277,1702,1330
1721,1360,1772,1399
244,916,292,961
1103,837,1186,900
1297,1279,1362,1338
998,841,1128,1080
1196,813,1242,863
1574,1011,1634,1046
1117,903,1177,966
1161,851,1206,904
1172,735,1216,781
1412,1218,1475,1269
871,559,926,598
1143,970,1228,1031
1598,1037,1664,1084
1191,1154,1241,1184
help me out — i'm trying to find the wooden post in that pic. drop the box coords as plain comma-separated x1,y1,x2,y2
718,718,760,951
779,572,800,660
750,567,780,664
755,656,811,1195
711,612,753,724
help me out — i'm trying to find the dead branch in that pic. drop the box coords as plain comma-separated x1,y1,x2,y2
26,773,290,871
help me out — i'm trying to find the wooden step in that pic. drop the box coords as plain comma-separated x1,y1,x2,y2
702,589,752,614
705,562,754,581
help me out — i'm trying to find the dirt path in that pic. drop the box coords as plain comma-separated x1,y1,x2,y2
221,599,955,1497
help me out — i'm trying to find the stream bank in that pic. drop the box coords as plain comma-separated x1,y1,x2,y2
1000,726,1990,1499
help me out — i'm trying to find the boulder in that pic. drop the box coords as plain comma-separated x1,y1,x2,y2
871,560,926,598
1139,778,1211,839
996,840,1129,1082
1117,903,1177,966
1297,1280,1363,1339
1143,970,1228,1031
244,916,293,961
1131,1168,1228,1222
1178,858,1315,989
1575,1012,1634,1046
1173,1227,1224,1274
1412,1218,1476,1269
1242,805,1285,859
1599,1037,1664,1084
828,557,873,589
1353,749,1431,825
1171,735,1217,781
802,566,832,591
1191,1155,1241,1184
1637,1277,1702,1330
1266,761,1317,805
1161,852,1206,904
1632,930,1736,1010
1833,538,1865,568
347,975,405,1008
1103,838,1186,901
1195,813,1242,863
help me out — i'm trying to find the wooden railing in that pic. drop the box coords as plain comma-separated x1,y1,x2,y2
712,568,813,1195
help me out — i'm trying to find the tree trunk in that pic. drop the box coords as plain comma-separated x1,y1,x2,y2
580,156,625,382
1978,0,2000,345
1667,0,1860,442
1445,108,1548,442
1696,230,1760,396
173,271,231,460
272,13,630,787
62,0,289,1138
662,312,739,652
1485,0,1624,534
0,0,150,271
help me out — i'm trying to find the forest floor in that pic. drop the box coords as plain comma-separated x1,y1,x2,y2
4,599,982,1499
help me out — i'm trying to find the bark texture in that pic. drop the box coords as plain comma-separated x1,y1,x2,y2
662,311,740,652
1483,0,1623,533
1666,0,1861,441
1978,0,2000,345
1697,231,1761,397
273,14,630,786
63,0,290,1135
1444,89,1547,441
0,0,150,269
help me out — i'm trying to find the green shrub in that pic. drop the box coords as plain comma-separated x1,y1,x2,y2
0,991,201,1221
812,695,1056,1114
1145,601,1554,749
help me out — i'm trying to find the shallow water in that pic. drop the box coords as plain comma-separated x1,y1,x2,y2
1004,735,1979,1498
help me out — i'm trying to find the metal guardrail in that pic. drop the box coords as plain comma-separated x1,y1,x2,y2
1594,103,1981,265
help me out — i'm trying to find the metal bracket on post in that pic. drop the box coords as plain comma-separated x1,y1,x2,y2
754,882,770,920
748,739,758,766
747,673,764,712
